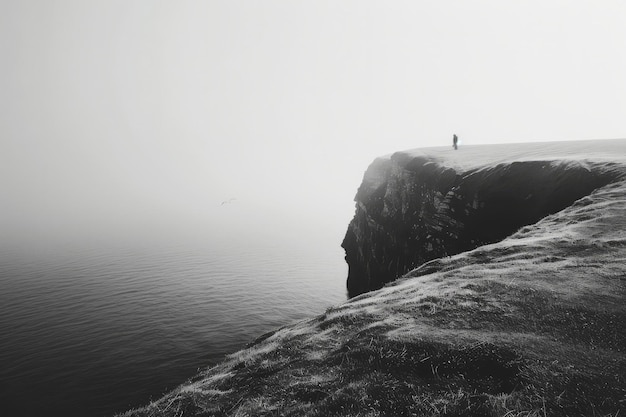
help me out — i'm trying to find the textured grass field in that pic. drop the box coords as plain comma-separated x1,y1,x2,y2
119,143,626,417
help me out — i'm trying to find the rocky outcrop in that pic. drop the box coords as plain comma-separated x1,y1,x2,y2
342,150,621,296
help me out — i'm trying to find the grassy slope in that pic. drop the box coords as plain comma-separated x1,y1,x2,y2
120,157,626,417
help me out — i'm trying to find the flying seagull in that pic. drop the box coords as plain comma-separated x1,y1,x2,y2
220,198,237,206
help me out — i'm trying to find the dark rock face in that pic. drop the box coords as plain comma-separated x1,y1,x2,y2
342,152,618,297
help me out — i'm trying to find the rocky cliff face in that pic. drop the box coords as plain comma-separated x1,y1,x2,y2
342,150,619,297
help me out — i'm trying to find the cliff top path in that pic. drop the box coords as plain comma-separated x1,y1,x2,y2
120,139,626,417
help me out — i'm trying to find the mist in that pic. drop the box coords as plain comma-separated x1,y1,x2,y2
2,1,625,250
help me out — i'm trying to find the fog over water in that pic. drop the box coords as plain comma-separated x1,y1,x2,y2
0,233,347,416
1,1,625,416
2,1,626,248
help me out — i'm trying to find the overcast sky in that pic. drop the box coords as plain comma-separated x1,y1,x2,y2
1,1,625,245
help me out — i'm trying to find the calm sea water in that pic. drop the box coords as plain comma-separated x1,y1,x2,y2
0,229,347,416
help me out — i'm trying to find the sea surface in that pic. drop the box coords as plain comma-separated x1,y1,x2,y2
0,228,347,416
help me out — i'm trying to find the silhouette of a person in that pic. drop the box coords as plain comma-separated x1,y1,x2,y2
453,134,458,150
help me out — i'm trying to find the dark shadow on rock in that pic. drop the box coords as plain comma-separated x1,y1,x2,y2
343,157,620,297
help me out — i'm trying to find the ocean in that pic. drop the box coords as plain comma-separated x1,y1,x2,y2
0,225,347,416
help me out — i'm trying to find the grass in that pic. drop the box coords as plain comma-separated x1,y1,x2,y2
118,179,626,417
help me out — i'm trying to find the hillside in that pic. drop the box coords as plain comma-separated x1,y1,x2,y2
119,139,626,417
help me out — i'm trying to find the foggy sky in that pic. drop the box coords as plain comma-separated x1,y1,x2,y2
1,1,625,245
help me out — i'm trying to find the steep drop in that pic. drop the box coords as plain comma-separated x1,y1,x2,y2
342,149,621,297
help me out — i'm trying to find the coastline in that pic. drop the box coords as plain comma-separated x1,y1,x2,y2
119,141,626,416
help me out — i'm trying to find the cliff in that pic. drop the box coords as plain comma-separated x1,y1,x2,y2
343,140,624,296
119,139,626,417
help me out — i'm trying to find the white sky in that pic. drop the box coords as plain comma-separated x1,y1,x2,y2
1,1,625,245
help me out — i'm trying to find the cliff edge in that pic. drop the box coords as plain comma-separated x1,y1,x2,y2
343,139,624,296
119,139,626,417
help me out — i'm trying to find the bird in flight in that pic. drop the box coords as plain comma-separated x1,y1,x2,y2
220,198,237,206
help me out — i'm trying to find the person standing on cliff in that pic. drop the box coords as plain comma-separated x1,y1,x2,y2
453,134,458,150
